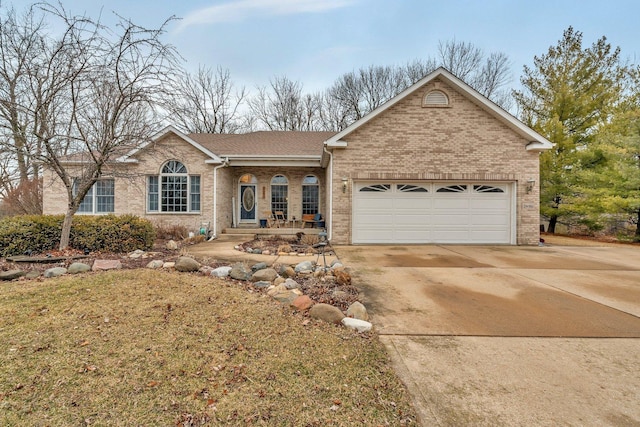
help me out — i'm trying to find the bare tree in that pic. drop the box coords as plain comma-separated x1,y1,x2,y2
0,2,178,248
248,76,322,131
324,65,407,126
0,5,47,213
437,39,513,109
318,40,513,132
401,58,438,86
168,65,246,133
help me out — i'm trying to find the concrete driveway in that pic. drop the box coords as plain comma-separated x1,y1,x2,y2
335,242,640,426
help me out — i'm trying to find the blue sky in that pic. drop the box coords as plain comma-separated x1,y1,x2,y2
22,0,640,92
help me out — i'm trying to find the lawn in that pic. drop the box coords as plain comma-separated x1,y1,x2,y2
0,269,416,426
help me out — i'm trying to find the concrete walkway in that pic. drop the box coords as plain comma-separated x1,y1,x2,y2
186,234,339,268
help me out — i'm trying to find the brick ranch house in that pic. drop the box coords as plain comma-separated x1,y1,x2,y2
42,68,552,245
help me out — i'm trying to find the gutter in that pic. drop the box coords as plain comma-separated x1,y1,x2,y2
323,144,333,242
210,157,229,240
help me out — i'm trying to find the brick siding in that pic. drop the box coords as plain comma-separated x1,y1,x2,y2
330,78,541,245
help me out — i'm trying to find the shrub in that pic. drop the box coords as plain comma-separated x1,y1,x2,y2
0,215,63,257
0,214,156,257
70,215,156,253
153,221,189,240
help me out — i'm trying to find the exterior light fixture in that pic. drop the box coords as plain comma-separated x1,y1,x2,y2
526,179,536,194
341,177,348,193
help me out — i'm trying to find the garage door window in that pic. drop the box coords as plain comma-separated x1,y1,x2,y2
397,184,428,193
473,184,505,193
436,184,467,193
359,184,390,192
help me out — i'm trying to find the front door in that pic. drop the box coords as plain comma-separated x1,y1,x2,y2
239,184,256,223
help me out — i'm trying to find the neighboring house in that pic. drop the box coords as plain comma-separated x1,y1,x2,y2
42,68,552,245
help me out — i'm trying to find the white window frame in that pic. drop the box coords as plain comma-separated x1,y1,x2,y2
301,175,320,215
73,178,115,214
147,160,201,213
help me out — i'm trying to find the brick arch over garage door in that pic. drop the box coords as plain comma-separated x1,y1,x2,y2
352,181,515,244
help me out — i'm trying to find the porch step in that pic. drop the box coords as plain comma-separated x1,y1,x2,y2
223,227,322,236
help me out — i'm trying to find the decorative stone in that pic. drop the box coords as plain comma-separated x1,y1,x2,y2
309,303,345,325
251,262,268,272
330,262,344,270
128,249,146,259
294,260,315,273
291,295,314,311
252,249,262,254
271,290,300,305
163,262,175,269
253,281,271,288
262,250,271,256
273,277,286,286
166,240,178,250
346,301,369,321
251,268,278,282
92,260,122,271
330,259,342,267
175,256,201,272
25,271,40,279
267,283,287,296
279,266,296,278
211,266,232,277
229,263,251,281
68,262,91,274
284,278,299,289
44,267,67,278
341,317,373,332
146,260,165,269
0,270,27,281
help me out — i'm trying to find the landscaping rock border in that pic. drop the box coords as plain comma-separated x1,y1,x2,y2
0,248,372,332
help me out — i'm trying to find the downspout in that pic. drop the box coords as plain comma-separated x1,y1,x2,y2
323,144,333,242
210,157,229,241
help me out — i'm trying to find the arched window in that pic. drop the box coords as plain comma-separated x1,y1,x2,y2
271,174,288,217
302,175,319,215
147,160,200,212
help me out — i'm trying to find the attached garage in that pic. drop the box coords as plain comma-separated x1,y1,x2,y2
352,182,514,244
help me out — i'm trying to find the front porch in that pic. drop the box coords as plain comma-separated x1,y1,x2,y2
223,225,324,236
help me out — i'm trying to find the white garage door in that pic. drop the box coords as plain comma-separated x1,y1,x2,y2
352,182,514,244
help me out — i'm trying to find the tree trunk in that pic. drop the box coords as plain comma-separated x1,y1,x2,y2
59,209,74,250
635,208,640,242
548,215,558,234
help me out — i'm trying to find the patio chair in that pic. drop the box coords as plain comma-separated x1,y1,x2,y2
273,211,286,228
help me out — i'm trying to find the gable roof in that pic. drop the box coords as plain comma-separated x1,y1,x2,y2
117,125,224,164
324,67,553,152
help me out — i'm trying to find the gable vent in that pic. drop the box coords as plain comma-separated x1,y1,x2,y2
423,90,449,107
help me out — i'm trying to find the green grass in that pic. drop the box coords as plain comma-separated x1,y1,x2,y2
0,270,416,426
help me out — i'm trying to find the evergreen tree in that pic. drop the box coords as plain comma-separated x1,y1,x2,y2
574,110,640,240
513,27,628,233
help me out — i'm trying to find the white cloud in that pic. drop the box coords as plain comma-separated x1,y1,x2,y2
175,0,356,33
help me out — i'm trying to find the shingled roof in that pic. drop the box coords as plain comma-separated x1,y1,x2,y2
189,131,335,157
